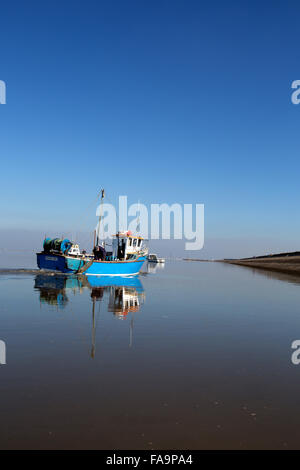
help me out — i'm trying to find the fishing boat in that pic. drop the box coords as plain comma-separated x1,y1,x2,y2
36,190,147,276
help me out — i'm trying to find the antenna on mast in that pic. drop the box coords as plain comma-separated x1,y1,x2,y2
96,188,105,246
136,200,140,234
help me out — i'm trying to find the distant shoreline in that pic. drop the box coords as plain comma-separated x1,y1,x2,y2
221,252,300,277
182,258,213,262
183,252,300,277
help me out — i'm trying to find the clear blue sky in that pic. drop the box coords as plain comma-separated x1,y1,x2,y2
1,1,300,255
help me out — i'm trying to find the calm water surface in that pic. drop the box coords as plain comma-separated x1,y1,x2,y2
1,260,300,449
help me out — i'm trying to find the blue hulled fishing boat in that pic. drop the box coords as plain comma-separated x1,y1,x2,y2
36,190,147,276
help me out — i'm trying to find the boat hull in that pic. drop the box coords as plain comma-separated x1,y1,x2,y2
37,252,146,276
83,257,146,276
37,253,85,273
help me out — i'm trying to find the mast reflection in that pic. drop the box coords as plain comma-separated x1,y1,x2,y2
34,274,145,356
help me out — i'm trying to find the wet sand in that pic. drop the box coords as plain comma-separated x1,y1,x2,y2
0,268,47,275
222,255,300,276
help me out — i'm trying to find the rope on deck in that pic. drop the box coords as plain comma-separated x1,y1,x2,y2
76,258,94,274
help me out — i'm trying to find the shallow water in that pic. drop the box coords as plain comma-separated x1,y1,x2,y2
1,260,300,449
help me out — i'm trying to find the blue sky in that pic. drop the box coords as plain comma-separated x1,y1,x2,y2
1,1,300,255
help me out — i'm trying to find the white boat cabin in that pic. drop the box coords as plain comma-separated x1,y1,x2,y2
112,232,145,260
68,244,81,256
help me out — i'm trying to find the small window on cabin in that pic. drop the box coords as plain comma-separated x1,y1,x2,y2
138,239,141,247
133,238,137,247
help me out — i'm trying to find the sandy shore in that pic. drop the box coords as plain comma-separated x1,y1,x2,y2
222,255,300,276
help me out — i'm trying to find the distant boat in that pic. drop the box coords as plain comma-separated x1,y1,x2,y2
147,253,165,263
36,189,147,276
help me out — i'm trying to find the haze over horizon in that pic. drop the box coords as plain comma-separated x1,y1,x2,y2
1,1,300,259
0,228,299,267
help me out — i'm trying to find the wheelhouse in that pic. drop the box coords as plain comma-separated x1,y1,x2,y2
112,232,145,260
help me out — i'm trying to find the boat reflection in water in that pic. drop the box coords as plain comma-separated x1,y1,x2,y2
34,274,85,308
146,260,165,274
34,274,145,356
87,275,144,319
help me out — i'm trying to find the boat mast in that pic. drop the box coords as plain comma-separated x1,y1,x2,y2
96,189,105,246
